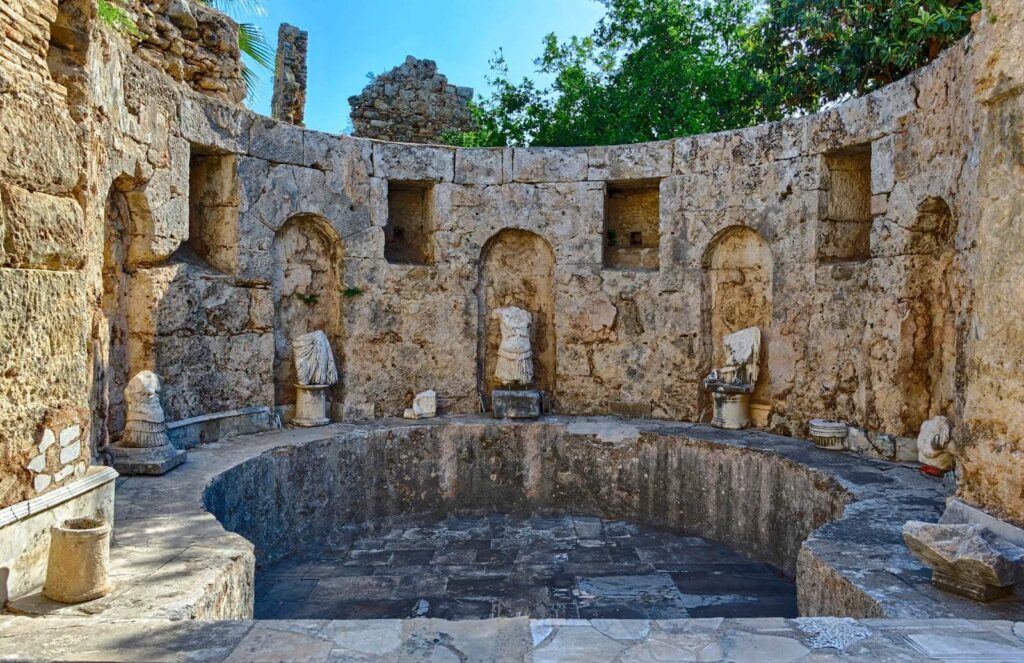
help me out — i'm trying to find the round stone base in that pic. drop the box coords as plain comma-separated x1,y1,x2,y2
294,384,331,427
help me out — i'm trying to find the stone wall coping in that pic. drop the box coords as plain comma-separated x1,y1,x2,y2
0,466,117,529
165,406,274,430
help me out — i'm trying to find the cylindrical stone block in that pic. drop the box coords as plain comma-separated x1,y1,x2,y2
44,517,112,604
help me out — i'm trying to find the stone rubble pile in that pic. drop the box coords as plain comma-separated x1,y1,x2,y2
349,55,474,143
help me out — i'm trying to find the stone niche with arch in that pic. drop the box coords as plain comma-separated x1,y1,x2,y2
701,226,774,427
895,197,963,432
271,214,345,420
477,229,557,410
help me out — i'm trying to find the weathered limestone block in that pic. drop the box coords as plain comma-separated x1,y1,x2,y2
512,147,588,183
0,185,84,269
0,79,82,196
373,142,455,182
0,270,88,509
178,95,253,154
454,148,508,185
271,24,308,126
903,521,1024,600
249,117,307,166
587,141,673,181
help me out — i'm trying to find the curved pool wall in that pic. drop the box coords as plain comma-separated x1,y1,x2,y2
195,416,1017,620
204,420,849,578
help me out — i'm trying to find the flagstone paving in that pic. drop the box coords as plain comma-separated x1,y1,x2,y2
255,514,798,620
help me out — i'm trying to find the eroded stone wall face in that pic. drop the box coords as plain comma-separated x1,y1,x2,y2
958,0,1024,523
349,56,474,143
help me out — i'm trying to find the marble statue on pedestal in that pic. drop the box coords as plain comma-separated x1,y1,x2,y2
292,330,337,427
492,306,541,418
494,306,533,386
294,330,339,387
918,415,954,472
703,327,761,430
110,371,186,475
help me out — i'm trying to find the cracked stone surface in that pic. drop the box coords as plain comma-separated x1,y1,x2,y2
255,514,796,620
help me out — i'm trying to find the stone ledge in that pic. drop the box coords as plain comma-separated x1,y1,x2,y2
0,466,116,528
166,406,278,450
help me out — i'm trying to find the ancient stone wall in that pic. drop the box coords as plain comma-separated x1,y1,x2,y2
349,56,474,143
131,0,246,104
1,0,1023,530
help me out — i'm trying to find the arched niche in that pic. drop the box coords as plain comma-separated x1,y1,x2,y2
92,178,145,454
896,197,961,431
478,229,557,409
271,215,344,415
701,226,774,425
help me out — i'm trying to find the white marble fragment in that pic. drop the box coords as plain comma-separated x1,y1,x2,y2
54,465,75,482
404,390,437,419
795,617,872,650
27,454,46,473
33,474,52,493
38,428,56,453
918,415,954,471
59,441,81,465
59,424,81,447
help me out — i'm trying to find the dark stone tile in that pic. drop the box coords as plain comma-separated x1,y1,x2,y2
568,548,612,564
351,538,387,550
264,578,317,602
397,574,448,598
320,599,421,620
685,594,798,619
432,547,477,565
423,597,496,619
345,549,392,566
577,604,651,619
477,548,515,564
390,549,436,567
516,549,570,565
670,569,796,597
447,576,510,598
308,575,400,601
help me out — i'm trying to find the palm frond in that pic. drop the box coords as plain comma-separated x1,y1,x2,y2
238,23,274,70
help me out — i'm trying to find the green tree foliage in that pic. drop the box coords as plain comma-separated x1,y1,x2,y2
447,0,980,147
759,0,981,113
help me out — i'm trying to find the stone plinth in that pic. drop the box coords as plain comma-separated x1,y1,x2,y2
710,392,751,430
294,384,330,427
492,390,542,419
110,444,186,476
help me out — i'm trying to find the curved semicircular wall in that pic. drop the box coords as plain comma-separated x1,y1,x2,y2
203,422,850,578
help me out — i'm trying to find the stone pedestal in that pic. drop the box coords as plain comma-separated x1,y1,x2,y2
294,384,330,427
110,443,186,476
492,390,542,419
710,392,751,430
43,517,112,604
809,419,849,450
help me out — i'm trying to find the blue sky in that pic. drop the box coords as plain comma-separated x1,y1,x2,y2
240,0,607,134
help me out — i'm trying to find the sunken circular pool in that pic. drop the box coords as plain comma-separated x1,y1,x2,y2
202,417,853,620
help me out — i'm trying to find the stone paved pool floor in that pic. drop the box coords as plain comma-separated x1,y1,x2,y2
255,514,797,620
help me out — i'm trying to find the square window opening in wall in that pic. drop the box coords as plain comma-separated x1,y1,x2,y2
604,179,661,271
386,180,435,265
187,146,239,274
818,145,872,263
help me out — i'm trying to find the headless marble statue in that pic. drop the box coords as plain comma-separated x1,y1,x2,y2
294,330,338,386
494,306,533,386
122,370,169,449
